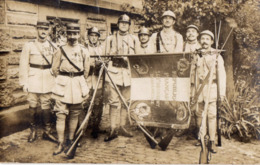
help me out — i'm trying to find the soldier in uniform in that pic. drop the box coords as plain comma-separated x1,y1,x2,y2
150,10,183,53
183,25,201,141
51,23,90,155
135,27,154,54
183,25,201,52
19,20,57,143
196,30,226,153
104,14,137,141
84,27,105,138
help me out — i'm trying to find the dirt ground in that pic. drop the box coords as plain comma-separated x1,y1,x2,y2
0,126,259,164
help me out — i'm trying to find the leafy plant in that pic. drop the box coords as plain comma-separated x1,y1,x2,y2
220,80,260,141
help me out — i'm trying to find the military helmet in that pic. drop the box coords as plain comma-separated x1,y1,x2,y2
118,14,131,25
200,30,214,40
187,24,199,32
66,23,80,32
138,27,150,36
88,27,100,37
36,20,49,28
162,10,176,20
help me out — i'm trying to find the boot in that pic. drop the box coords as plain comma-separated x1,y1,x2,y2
104,129,118,142
53,141,64,155
28,107,38,143
28,124,37,143
42,124,58,143
119,126,133,137
42,109,58,143
209,141,217,153
194,140,201,146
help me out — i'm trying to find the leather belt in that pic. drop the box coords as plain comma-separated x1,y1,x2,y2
30,63,51,69
59,71,84,77
111,58,128,68
200,79,217,84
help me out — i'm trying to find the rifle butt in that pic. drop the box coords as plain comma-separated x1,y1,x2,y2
158,130,175,151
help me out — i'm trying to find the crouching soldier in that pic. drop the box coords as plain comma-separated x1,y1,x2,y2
19,20,57,143
196,30,226,153
51,23,90,155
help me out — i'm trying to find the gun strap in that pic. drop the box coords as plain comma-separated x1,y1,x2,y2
60,46,81,72
34,41,51,65
47,40,57,50
192,70,210,104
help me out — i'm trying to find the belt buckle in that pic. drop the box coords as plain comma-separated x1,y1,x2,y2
69,72,74,77
40,65,44,69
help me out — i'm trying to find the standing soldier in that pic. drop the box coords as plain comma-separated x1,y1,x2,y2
196,30,226,153
135,27,154,54
104,14,137,141
183,25,201,52
19,20,57,143
183,25,201,141
84,26,105,138
51,23,90,155
150,10,183,53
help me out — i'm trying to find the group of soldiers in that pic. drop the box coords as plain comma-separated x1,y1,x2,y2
19,10,226,156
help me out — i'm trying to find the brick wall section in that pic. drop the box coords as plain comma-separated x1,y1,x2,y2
0,0,37,108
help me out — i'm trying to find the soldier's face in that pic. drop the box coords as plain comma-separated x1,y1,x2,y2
139,34,149,44
186,28,199,42
162,16,175,28
37,27,49,40
67,31,80,44
118,22,130,33
88,33,99,44
200,35,214,49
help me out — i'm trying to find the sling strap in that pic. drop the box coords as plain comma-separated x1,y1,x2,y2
60,46,81,72
156,32,160,53
34,42,51,65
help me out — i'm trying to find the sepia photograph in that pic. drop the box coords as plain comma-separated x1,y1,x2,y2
0,0,259,164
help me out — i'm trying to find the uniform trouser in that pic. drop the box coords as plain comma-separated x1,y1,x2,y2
196,101,217,141
54,100,82,143
106,83,130,130
27,93,52,125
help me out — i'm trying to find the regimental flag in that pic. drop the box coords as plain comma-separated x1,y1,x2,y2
128,54,191,129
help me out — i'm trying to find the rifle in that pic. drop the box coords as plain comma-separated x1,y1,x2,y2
65,56,158,159
216,60,222,147
199,49,221,164
65,66,105,159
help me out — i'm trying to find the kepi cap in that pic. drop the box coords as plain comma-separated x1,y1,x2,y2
37,20,49,28
66,23,80,32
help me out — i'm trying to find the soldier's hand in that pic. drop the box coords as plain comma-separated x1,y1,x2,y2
23,84,28,92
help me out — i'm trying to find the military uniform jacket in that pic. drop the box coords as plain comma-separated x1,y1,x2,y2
135,40,155,54
183,41,201,93
85,41,104,89
51,44,90,104
150,29,183,53
105,32,137,86
19,39,56,93
196,48,226,103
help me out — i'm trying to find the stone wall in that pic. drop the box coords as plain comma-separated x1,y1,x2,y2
0,0,138,109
